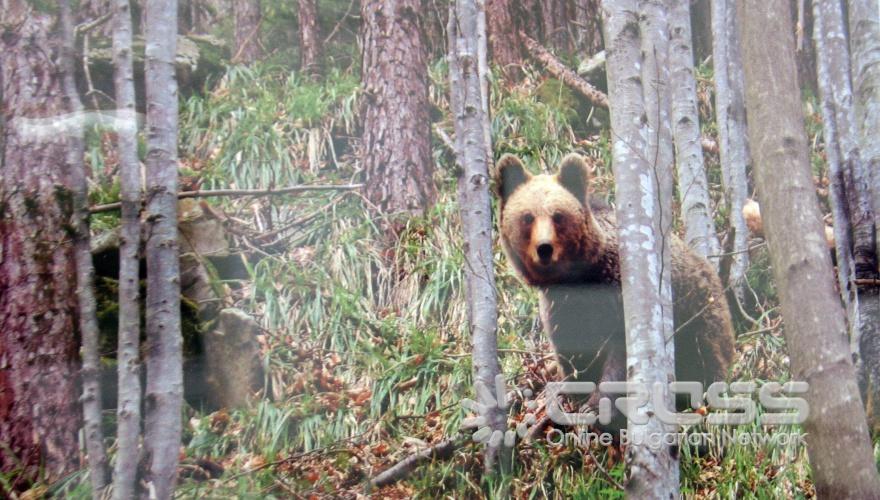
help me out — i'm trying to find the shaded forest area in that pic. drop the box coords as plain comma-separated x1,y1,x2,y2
2,0,880,498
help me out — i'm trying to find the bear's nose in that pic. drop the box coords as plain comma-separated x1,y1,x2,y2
536,243,554,264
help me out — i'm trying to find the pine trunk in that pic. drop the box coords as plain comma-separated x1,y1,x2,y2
0,1,82,491
360,0,435,217
233,0,263,63
670,0,721,264
142,0,183,497
738,0,880,495
449,0,505,471
485,0,523,78
297,0,322,77
710,0,750,302
111,0,145,497
602,0,679,496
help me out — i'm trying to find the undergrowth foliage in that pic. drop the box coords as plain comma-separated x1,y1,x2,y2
63,59,871,498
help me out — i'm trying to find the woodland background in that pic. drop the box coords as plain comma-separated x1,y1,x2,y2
2,0,880,498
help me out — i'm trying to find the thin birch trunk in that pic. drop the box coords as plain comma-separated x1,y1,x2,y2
143,0,183,496
710,0,750,301
111,0,144,497
59,1,110,495
813,0,858,339
602,0,679,496
738,0,880,495
848,0,880,427
813,0,880,416
669,0,721,265
448,0,505,472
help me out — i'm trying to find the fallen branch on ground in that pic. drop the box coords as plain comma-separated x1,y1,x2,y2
89,183,364,214
520,32,609,109
370,437,464,489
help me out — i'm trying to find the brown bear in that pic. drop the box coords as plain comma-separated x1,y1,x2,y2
495,153,735,424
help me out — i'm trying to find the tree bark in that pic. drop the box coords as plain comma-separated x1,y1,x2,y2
233,0,263,63
602,0,679,497
0,1,82,491
143,0,183,497
111,0,144,497
813,0,880,422
297,0,322,77
710,0,750,302
848,0,880,428
485,0,524,78
738,1,880,496
521,33,610,108
360,0,435,217
449,0,507,472
573,0,603,56
59,0,110,496
670,0,721,264
540,0,574,52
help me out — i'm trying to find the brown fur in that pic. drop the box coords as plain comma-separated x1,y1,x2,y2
495,154,735,420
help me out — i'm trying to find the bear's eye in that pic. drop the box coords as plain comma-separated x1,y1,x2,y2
552,212,566,224
521,213,535,225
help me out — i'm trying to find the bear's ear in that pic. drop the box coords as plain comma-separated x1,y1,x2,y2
557,154,590,206
495,154,531,203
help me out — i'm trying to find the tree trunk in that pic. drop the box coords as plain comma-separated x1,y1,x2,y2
540,0,574,52
602,0,679,497
297,0,322,77
142,0,183,497
448,0,506,472
111,0,144,497
0,1,83,491
233,0,262,63
485,0,524,78
573,0,603,56
670,0,721,264
690,0,712,63
710,0,750,303
848,0,880,429
59,0,110,496
738,1,880,496
360,0,435,218
813,0,880,423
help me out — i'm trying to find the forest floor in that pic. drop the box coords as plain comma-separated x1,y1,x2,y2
49,61,877,499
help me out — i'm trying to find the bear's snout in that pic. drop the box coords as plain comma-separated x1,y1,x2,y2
536,242,554,264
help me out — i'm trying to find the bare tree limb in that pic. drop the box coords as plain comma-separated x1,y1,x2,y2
370,438,462,489
90,184,364,214
520,32,609,108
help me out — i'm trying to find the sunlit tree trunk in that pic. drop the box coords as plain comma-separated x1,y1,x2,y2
297,0,322,77
710,0,750,302
142,0,183,496
738,0,880,495
449,0,506,472
111,0,144,497
670,0,721,264
602,0,679,496
361,0,435,218
0,1,82,492
233,0,262,63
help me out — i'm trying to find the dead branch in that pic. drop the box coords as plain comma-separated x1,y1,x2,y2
370,438,463,489
520,32,609,109
89,183,364,214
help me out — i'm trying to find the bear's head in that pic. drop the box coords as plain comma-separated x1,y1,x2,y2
495,153,606,286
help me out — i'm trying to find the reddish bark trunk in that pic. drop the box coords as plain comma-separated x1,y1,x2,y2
298,0,322,77
360,0,435,217
486,0,524,78
0,2,83,492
